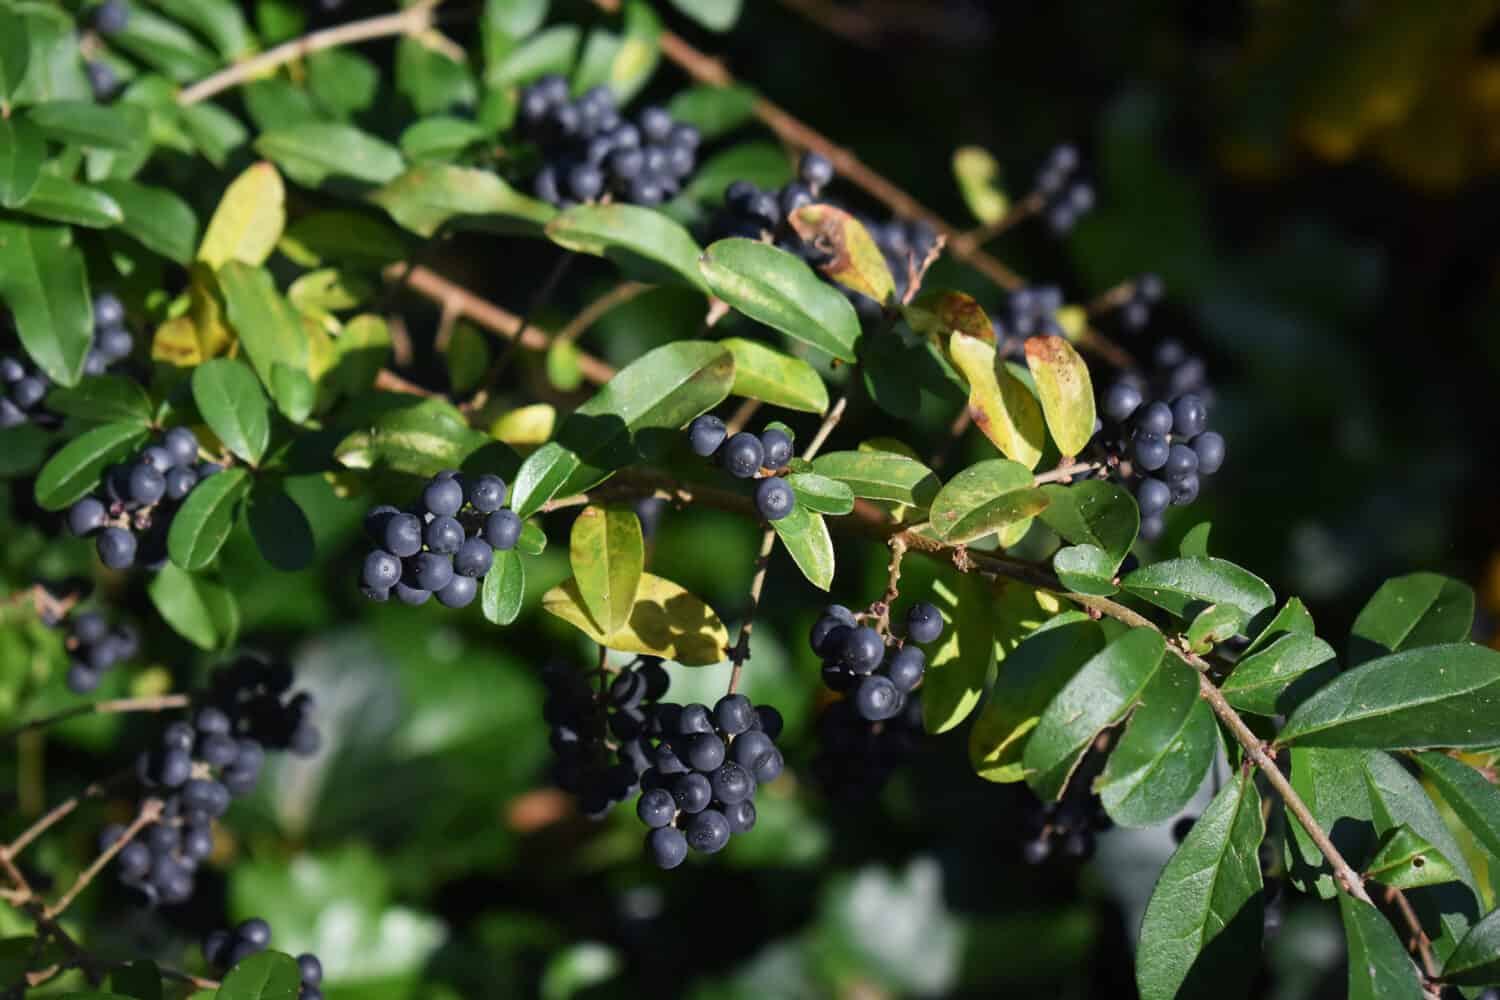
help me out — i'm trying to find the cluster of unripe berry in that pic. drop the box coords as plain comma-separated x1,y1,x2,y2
204,918,324,998
634,693,784,869
1,295,133,429
685,415,796,521
58,607,139,694
991,283,1067,344
359,470,519,608
543,657,670,819
810,602,942,722
67,427,221,571
518,76,701,208
1033,144,1095,236
112,656,319,905
1019,791,1112,864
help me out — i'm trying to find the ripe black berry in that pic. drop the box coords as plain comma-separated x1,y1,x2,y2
685,809,731,853
637,787,675,828
905,602,944,644
719,432,764,478
647,826,688,869
799,151,834,192
1193,432,1225,475
886,646,925,692
422,477,464,517
1171,395,1207,439
406,552,454,592
485,509,523,550
687,414,726,457
362,551,401,590
854,675,901,721
754,477,795,521
97,527,136,569
436,575,477,609
840,626,885,674
383,513,423,558
454,537,494,578
467,474,506,513
759,429,793,469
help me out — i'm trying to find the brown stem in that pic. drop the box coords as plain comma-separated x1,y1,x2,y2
44,798,162,920
1032,460,1105,486
726,528,777,695
373,368,441,399
3,771,131,860
950,191,1047,256
1383,883,1439,979
2,694,191,742
871,536,907,635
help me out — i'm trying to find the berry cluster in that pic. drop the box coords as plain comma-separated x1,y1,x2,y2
543,657,670,819
1019,792,1112,864
991,284,1066,344
863,216,940,308
812,692,924,799
1033,144,1095,236
60,608,139,694
634,694,784,869
1099,346,1224,541
518,76,701,208
1,294,133,429
204,918,323,998
112,656,320,905
685,415,796,521
1115,274,1165,332
66,427,219,570
711,152,835,244
359,470,519,608
810,602,942,722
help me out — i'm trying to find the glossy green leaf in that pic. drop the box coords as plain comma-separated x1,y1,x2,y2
928,458,1046,544
810,450,941,509
214,950,301,1000
1413,751,1500,865
1185,603,1249,652
1023,335,1095,456
1365,826,1462,890
1279,643,1500,749
0,115,44,208
147,564,238,651
720,337,829,414
902,288,994,341
1442,907,1500,987
667,0,741,31
923,567,995,734
280,212,410,271
1024,627,1166,799
486,24,579,88
1039,481,1139,567
34,422,149,511
110,8,218,82
1362,749,1476,888
255,123,406,187
0,219,93,386
952,146,1009,224
149,0,252,60
682,140,792,205
1243,595,1317,656
550,203,706,292
168,468,252,571
606,1,660,104
192,359,270,465
18,174,123,228
785,472,854,515
335,397,491,479
245,482,314,572
1221,633,1337,716
1136,774,1265,1000
700,238,860,361
543,573,727,665
326,313,392,397
570,505,644,634
10,5,88,106
667,84,755,141
394,35,476,116
399,116,486,162
370,164,555,238
217,262,311,421
178,102,250,167
1285,747,1376,899
1097,664,1217,827
1052,543,1118,596
509,441,582,518
481,549,526,626
287,268,373,315
1349,572,1476,666
0,7,30,102
1121,556,1275,621
92,179,199,265
1337,895,1424,1000
948,331,1045,469
770,503,834,591
198,162,285,270
46,375,152,426
1179,521,1212,557
788,203,896,305
26,101,145,153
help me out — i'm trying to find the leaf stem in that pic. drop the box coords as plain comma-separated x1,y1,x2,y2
44,798,162,920
2,694,191,742
726,528,777,696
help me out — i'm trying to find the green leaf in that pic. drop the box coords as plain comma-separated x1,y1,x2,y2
1179,521,1212,557
399,116,487,162
92,179,199,265
570,504,644,634
1135,774,1265,1000
1362,749,1477,888
667,84,755,141
606,1,660,104
1365,826,1462,890
1097,664,1217,827
371,164,555,237
923,567,995,734
198,162,285,270
245,482,314,572
787,203,895,306
970,613,1105,783
0,219,93,386
947,331,1045,469
486,24,579,88
1121,556,1275,621
770,503,834,591
699,238,861,362
26,101,146,151
667,0,741,31
167,468,252,571
0,115,44,208
191,359,270,465
395,35,476,115
1413,751,1500,865
810,450,941,509
1243,595,1316,656
1023,335,1096,457
509,440,582,518
1285,748,1376,898
46,375,152,426
110,8,218,82
306,48,379,118
1052,544,1118,596
335,397,491,479
1442,907,1500,987
552,340,734,497
149,0,253,60
1220,633,1337,716
543,573,727,665
10,5,88,106
952,146,1009,225
1350,572,1476,666
681,141,792,206
217,262,312,421
280,212,410,271
1279,643,1500,749
147,563,238,651
214,950,301,1000
1337,894,1425,1000
928,458,1047,544
110,958,163,1000
287,268,372,315
481,549,526,626
1023,627,1166,800
18,174,123,228
902,288,994,341
1185,603,1249,653
720,337,829,414
254,123,406,188
0,7,30,103
34,422,149,511
178,102,250,168
785,472,853,515
549,203,707,292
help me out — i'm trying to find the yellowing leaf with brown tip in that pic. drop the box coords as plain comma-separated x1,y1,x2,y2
198,162,285,270
543,572,728,665
1024,334,1096,457
789,202,895,305
948,332,1044,469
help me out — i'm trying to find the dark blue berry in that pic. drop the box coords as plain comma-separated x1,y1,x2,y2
799,152,834,191
94,0,129,35
685,808,731,853
141,447,172,473
361,550,400,591
453,537,493,578
424,516,464,554
1193,432,1225,475
688,414,726,457
484,509,522,550
436,575,477,609
1133,433,1169,471
423,477,464,517
886,645,925,692
723,799,756,833
383,513,423,558
1103,383,1142,422
163,427,198,466
710,762,753,804
637,787,675,828
754,705,783,740
1136,401,1173,436
719,432,764,478
97,326,133,361
164,466,197,501
66,663,99,693
1170,473,1200,506
1171,395,1207,439
1164,444,1198,480
683,732,726,772
840,626,885,674
406,552,454,593
647,826,688,869
759,429,793,469
672,772,712,813
467,474,505,513
677,703,713,735
713,694,753,735
1136,478,1170,517
905,602,943,644
729,730,774,771
68,497,107,537
854,675,901,721
117,840,151,878
97,527,136,569
754,477,795,521
395,583,430,605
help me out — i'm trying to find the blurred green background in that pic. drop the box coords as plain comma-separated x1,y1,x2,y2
6,0,1500,996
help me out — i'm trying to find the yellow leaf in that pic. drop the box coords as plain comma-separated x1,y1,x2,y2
948,332,1044,469
198,162,286,270
543,572,728,666
491,403,557,447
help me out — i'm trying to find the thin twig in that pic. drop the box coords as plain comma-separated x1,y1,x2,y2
1032,460,1105,486
484,252,577,388
44,798,162,920
4,771,130,860
1383,884,1439,979
556,282,646,345
2,694,190,742
724,398,762,437
176,1,440,106
726,528,777,695
950,191,1046,257
870,536,907,635
801,393,849,461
